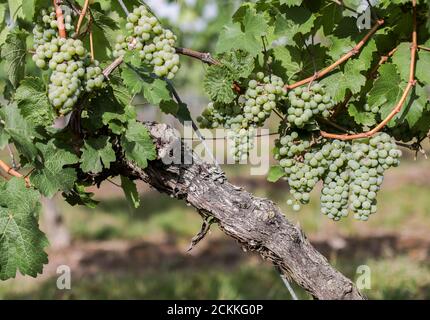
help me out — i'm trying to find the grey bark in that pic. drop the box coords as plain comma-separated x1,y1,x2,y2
116,122,364,300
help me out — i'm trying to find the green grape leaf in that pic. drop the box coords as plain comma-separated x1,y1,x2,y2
367,63,405,126
84,86,135,134
101,104,137,135
203,65,236,104
159,100,179,116
272,46,302,80
392,42,410,82
91,5,118,30
22,0,36,21
0,104,39,161
397,85,429,128
31,141,79,198
159,99,192,122
0,3,7,25
203,50,255,104
123,50,142,67
89,3,118,60
122,68,143,95
215,23,262,55
242,6,269,39
0,127,9,150
316,1,343,34
80,136,116,174
321,60,366,102
7,0,23,22
14,77,55,127
0,29,27,88
348,103,377,126
63,183,99,209
122,68,171,105
275,6,316,40
142,79,171,105
121,176,140,209
267,166,285,183
280,0,303,6
111,82,133,106
324,35,355,61
416,50,430,85
0,178,48,280
220,51,255,80
121,121,157,169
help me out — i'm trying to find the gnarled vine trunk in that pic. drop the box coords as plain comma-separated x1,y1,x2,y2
112,122,364,300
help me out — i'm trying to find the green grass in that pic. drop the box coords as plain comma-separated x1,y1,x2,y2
2,255,430,300
357,257,430,300
0,264,301,300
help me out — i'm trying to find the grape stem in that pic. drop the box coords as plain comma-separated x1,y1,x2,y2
321,0,418,141
53,0,67,38
174,47,220,65
103,47,220,78
0,160,30,187
285,19,384,91
418,45,430,52
76,0,90,34
89,28,95,62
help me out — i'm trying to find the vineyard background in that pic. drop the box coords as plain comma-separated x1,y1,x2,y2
1,0,430,299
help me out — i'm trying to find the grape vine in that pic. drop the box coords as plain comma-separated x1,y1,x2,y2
0,0,428,283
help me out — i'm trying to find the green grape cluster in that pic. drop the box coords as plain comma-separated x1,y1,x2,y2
197,103,256,162
33,8,76,51
319,140,350,220
197,102,242,129
276,130,401,221
286,83,334,128
348,133,401,221
242,73,286,126
113,5,180,79
276,132,326,211
321,171,350,221
32,8,105,114
85,62,104,93
227,127,256,162
198,72,287,162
